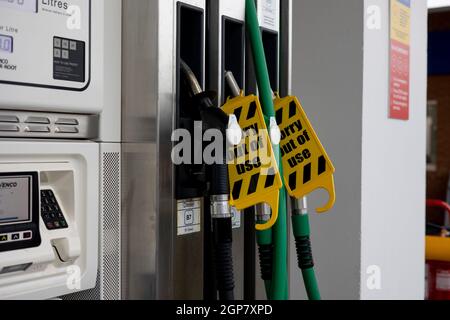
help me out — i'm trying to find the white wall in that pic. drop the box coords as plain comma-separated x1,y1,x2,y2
290,0,427,300
361,0,427,300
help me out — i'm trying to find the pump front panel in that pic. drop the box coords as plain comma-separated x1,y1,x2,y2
0,0,91,90
0,0,103,114
0,141,99,300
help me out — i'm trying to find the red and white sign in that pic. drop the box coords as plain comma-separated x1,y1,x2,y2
389,0,411,121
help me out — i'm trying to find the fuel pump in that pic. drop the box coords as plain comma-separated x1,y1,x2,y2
121,0,296,301
0,0,122,299
0,0,121,300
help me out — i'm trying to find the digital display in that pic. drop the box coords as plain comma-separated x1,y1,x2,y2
0,35,13,54
0,176,31,225
0,0,37,13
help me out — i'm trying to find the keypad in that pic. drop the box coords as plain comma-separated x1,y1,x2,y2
41,190,68,230
53,36,85,83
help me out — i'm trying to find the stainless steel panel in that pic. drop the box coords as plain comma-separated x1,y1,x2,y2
122,0,159,299
279,0,292,300
122,0,205,300
280,0,292,97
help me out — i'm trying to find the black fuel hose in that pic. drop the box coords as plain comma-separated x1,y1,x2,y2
212,216,234,301
205,107,234,301
204,107,234,301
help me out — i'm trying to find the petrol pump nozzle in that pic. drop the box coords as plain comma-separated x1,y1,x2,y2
225,71,242,98
180,60,203,96
180,59,235,301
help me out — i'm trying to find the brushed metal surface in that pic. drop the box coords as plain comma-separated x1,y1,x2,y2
122,0,205,300
280,0,292,98
279,0,292,301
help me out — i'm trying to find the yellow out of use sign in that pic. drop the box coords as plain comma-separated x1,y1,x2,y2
274,95,336,213
222,93,282,231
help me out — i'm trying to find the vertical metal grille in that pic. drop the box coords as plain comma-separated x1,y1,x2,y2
101,152,122,300
62,151,121,300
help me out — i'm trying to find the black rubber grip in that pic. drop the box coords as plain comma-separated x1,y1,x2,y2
258,244,273,281
210,164,230,196
295,236,315,270
213,218,235,301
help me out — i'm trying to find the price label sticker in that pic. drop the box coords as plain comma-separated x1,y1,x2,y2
274,95,336,213
177,198,201,236
231,207,241,229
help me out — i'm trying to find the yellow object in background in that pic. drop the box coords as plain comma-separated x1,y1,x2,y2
274,95,336,213
222,94,282,231
426,236,450,263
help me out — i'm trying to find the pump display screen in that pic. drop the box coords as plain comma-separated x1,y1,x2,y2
0,35,13,53
0,176,32,225
0,0,38,13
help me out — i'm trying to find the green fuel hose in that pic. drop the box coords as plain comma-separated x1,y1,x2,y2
292,213,321,300
246,0,288,301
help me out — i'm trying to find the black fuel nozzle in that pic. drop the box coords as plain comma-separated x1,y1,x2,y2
180,59,230,196
180,59,235,301
180,60,228,133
